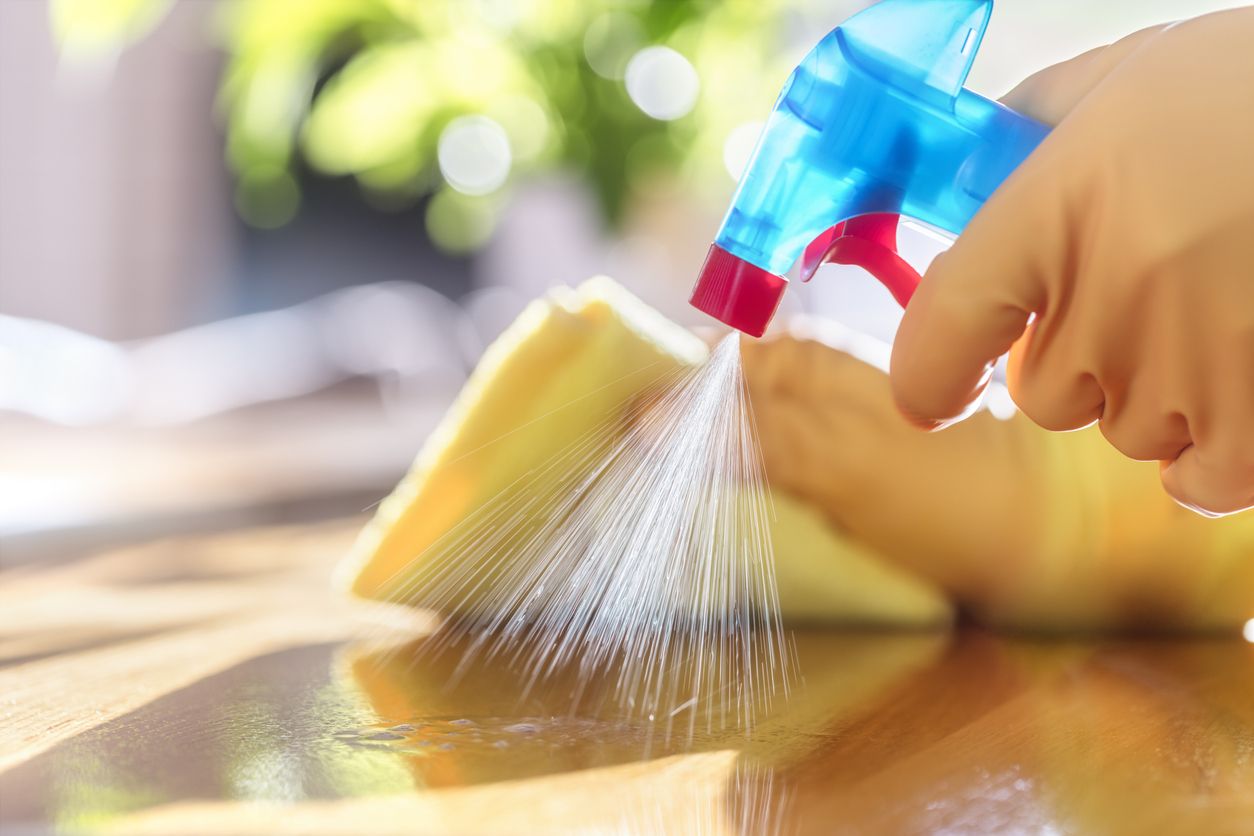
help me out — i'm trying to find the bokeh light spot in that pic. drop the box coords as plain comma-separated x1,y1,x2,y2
625,46,699,121
234,166,299,229
437,115,512,196
425,189,497,253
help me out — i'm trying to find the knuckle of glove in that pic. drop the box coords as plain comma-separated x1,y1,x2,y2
1007,364,1104,433
1162,450,1254,517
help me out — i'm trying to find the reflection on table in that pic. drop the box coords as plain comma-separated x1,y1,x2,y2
1,519,1250,833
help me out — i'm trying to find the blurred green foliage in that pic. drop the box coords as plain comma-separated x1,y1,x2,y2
51,0,173,59
51,0,800,252
218,0,795,249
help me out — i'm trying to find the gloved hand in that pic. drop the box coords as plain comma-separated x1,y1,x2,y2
744,327,1254,631
889,9,1254,516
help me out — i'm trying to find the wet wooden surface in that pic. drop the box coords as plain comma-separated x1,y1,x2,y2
2,518,1252,835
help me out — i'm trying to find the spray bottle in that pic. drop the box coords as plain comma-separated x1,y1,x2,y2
689,0,1049,337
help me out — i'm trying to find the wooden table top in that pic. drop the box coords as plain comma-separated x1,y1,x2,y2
2,517,1252,835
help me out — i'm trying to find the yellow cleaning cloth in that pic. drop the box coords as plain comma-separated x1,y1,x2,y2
338,277,950,627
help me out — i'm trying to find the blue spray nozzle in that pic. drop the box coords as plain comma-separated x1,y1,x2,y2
690,0,1050,337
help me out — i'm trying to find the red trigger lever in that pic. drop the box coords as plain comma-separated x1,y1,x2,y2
800,213,921,308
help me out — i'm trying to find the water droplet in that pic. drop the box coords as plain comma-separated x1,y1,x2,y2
449,718,475,726
365,731,404,741
390,723,416,732
503,722,540,734
438,742,456,751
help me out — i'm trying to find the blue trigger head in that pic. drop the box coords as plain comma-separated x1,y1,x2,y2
690,0,1048,337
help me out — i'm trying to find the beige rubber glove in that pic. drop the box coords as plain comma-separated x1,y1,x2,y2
744,326,1254,632
889,10,1254,516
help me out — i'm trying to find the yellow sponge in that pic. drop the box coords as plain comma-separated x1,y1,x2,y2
338,277,950,627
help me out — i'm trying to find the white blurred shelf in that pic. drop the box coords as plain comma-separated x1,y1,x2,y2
0,385,450,563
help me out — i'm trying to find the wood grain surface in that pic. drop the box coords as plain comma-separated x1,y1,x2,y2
1,518,1252,835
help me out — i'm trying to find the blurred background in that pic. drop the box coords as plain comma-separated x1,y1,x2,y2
1,0,1243,561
